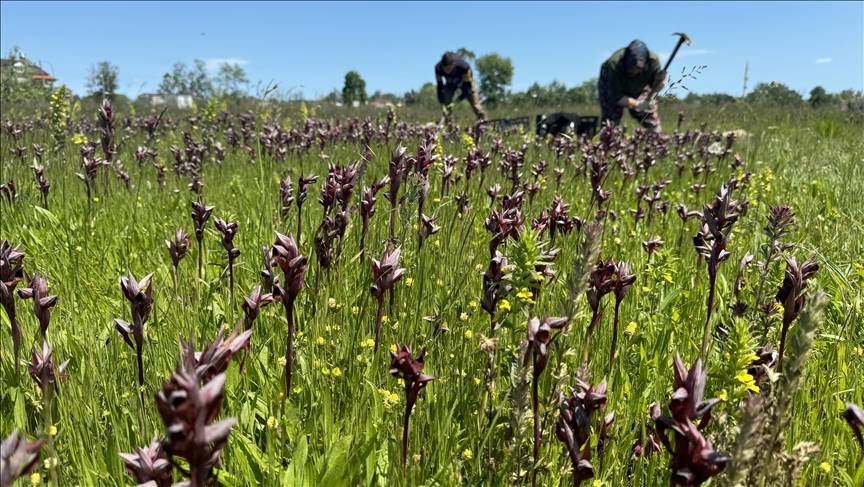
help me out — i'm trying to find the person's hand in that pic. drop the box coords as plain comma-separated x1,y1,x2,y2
633,98,652,112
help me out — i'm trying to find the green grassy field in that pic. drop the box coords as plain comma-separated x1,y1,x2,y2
1,103,862,486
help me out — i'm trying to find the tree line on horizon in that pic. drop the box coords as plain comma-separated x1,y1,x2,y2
2,45,862,114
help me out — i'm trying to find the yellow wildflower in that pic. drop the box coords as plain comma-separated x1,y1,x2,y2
331,367,342,377
278,356,287,368
380,390,399,408
461,132,476,151
328,297,337,309
48,425,57,437
316,336,326,346
625,321,637,335
499,299,511,311
405,277,414,287
30,472,41,486
464,329,473,339
352,306,360,315
462,448,473,460
735,370,760,392
819,462,830,473
516,288,535,304
460,312,469,321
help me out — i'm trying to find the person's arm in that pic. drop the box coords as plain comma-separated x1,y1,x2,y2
650,56,666,92
435,65,448,104
601,62,635,108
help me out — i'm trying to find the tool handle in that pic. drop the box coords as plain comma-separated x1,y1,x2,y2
662,38,686,72
662,47,679,72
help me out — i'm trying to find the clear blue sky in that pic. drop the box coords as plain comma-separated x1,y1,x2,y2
2,1,862,99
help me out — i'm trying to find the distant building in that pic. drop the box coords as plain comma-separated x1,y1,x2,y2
369,98,395,109
0,54,56,88
137,93,194,109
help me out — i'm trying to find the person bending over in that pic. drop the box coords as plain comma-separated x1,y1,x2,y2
436,52,487,121
598,40,666,132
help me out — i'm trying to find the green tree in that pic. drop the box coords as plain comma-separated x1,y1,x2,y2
404,82,437,107
745,82,803,106
158,62,188,94
86,61,119,100
0,46,51,112
684,92,737,106
322,89,341,103
475,53,514,105
159,60,212,98
215,62,249,98
567,78,598,104
808,86,833,108
342,70,367,105
455,47,476,61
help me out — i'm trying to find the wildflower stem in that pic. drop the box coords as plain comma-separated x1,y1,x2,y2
284,298,295,398
610,298,622,370
374,299,384,353
402,397,411,471
43,383,59,487
582,310,601,365
136,339,145,406
12,316,20,375
778,320,790,367
228,258,235,301
197,237,203,281
531,353,540,487
700,267,718,360
296,206,303,246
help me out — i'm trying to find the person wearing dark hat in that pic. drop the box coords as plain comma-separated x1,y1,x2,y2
598,40,666,131
435,52,487,121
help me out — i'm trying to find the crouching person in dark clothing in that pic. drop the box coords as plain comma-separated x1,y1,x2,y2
436,52,487,121
598,40,666,132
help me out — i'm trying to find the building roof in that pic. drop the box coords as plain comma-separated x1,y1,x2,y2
0,57,55,81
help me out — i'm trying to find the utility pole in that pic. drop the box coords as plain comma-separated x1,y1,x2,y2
742,61,749,98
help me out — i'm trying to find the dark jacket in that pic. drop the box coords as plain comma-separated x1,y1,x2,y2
598,47,661,102
436,56,473,103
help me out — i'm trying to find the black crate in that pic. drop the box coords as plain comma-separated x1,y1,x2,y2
536,112,599,138
486,116,532,134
